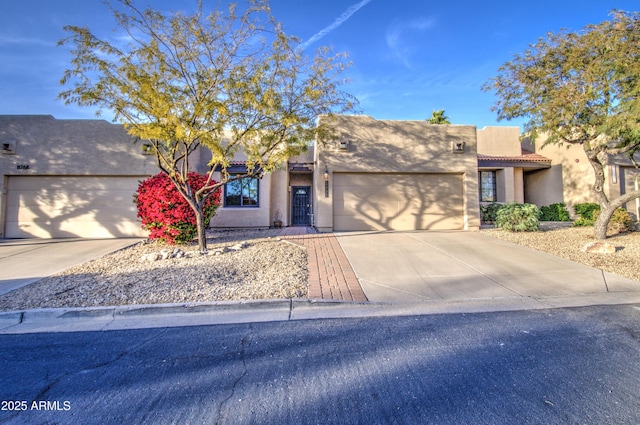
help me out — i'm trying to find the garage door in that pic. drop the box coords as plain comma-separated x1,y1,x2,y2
5,176,149,238
333,173,464,231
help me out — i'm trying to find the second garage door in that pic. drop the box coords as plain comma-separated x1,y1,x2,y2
5,176,149,238
333,173,464,231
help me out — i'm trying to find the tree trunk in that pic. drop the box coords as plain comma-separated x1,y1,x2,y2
593,206,615,240
194,207,208,254
585,146,611,240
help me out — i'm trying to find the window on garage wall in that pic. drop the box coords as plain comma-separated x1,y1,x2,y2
224,175,259,207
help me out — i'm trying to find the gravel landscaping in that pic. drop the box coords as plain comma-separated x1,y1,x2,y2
481,223,640,282
0,224,638,312
0,229,307,312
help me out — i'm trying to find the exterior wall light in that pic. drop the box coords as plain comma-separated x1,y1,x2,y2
2,141,16,155
323,167,329,198
141,143,153,155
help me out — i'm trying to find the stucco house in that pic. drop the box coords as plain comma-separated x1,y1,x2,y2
522,134,640,220
1,114,636,239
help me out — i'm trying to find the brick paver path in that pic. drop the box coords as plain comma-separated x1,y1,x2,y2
280,227,368,302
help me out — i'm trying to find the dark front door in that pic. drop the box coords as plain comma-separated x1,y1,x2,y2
291,186,311,226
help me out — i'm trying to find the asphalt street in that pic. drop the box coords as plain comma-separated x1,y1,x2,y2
1,304,640,424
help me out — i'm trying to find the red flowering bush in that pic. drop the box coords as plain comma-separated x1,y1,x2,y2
134,172,221,244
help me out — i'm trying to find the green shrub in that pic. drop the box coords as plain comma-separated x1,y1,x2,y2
573,203,600,220
572,203,601,227
495,203,540,232
480,203,503,224
539,203,571,221
572,217,594,227
592,208,634,233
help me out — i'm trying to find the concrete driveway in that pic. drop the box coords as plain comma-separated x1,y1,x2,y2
336,231,640,303
0,238,142,295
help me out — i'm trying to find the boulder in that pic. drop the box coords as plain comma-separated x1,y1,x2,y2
583,241,617,254
141,253,161,262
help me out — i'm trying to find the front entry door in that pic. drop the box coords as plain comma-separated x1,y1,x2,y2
291,186,311,226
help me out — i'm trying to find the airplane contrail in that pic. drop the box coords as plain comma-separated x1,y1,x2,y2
299,0,374,51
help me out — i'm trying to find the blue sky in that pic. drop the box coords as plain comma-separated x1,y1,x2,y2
0,0,637,129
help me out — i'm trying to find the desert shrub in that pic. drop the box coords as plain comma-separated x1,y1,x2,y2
572,203,600,227
495,203,540,232
572,217,594,227
539,203,571,222
592,208,634,233
480,203,503,224
574,203,600,220
134,172,221,244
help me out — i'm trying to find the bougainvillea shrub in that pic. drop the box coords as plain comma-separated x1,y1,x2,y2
134,172,221,244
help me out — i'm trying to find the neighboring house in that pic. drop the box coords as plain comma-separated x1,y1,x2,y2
0,115,314,238
476,126,552,206
1,114,636,239
522,134,640,220
0,115,156,238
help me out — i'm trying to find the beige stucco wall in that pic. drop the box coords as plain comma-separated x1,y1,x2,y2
525,135,596,214
207,147,314,228
0,115,157,237
477,126,521,156
208,171,273,228
524,165,565,206
477,126,527,205
314,115,480,232
493,168,524,204
0,115,157,176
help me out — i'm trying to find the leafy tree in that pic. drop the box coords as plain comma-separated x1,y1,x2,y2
483,10,640,240
426,109,451,124
59,0,357,252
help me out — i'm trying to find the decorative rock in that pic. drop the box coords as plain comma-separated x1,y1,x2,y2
141,253,161,262
229,243,245,251
583,241,617,254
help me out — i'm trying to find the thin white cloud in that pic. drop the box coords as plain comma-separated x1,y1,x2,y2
386,17,435,67
0,33,52,47
299,0,373,51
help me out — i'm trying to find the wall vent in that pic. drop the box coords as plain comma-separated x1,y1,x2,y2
451,141,465,153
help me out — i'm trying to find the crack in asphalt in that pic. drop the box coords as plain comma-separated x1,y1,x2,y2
24,328,170,409
216,324,252,425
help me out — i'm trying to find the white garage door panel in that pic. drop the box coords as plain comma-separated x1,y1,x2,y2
333,173,464,231
5,176,148,238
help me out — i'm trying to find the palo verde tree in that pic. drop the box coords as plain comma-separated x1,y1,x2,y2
483,10,640,240
426,109,451,124
59,0,357,253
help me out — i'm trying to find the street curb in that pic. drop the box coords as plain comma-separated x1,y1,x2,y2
2,292,640,334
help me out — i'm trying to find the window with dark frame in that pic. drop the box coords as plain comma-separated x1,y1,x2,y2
224,175,259,207
479,171,497,202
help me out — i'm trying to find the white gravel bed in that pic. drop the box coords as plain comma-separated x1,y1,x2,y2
0,229,307,311
481,224,640,282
